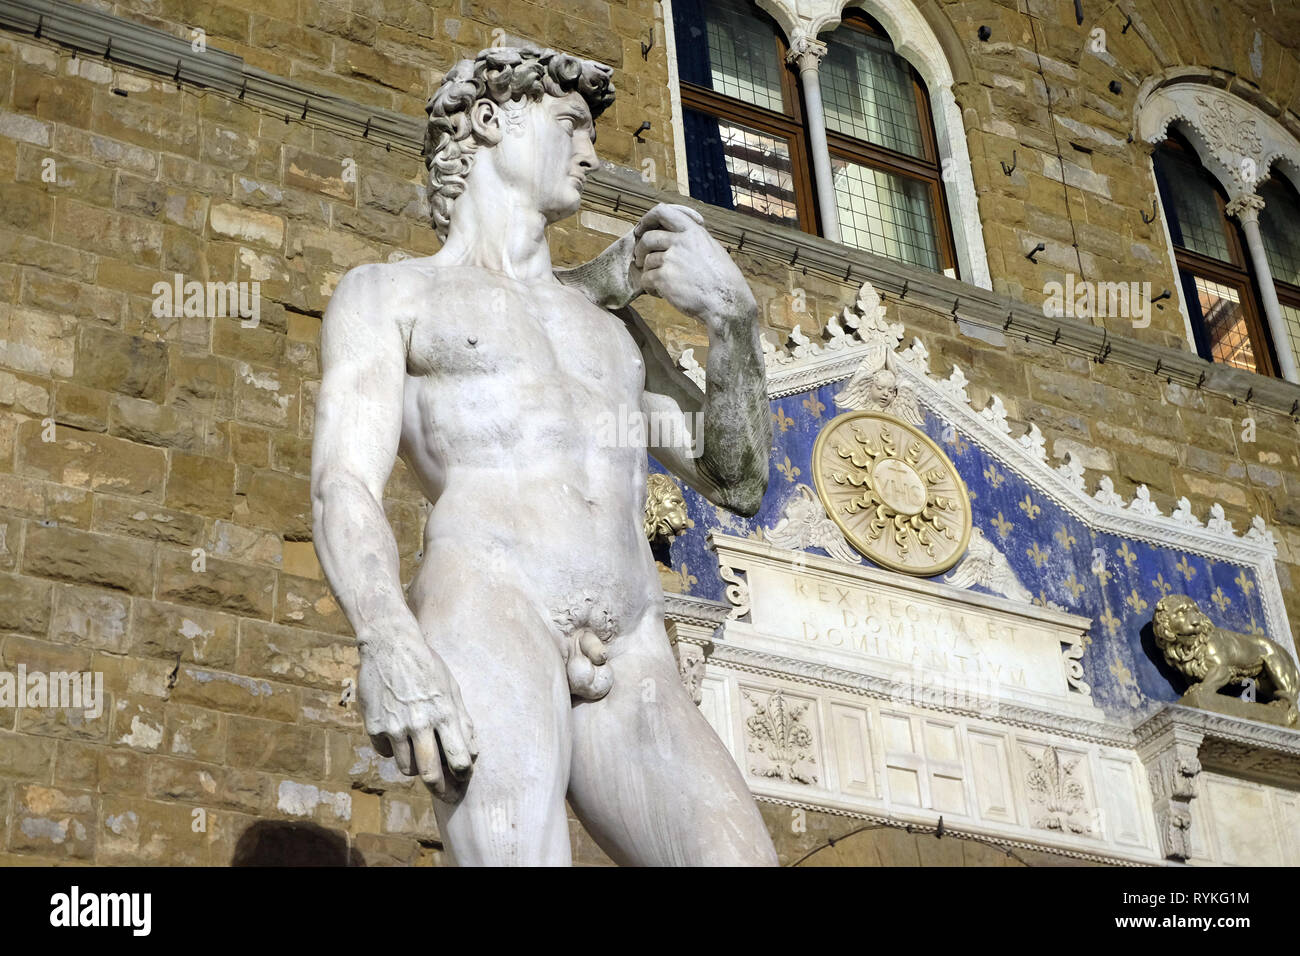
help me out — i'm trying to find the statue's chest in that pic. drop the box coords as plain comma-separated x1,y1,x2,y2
406,283,642,396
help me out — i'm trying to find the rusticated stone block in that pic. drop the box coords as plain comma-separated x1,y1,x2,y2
22,524,154,594
9,784,96,860
166,452,236,519
18,421,167,498
156,545,275,619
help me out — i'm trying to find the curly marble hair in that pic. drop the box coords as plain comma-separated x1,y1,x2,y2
422,46,616,240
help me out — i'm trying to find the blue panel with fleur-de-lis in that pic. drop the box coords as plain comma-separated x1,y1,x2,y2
652,380,1272,719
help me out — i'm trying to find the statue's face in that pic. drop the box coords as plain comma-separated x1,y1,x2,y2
488,91,599,222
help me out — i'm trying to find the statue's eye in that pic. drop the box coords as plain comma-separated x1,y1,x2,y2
558,116,576,133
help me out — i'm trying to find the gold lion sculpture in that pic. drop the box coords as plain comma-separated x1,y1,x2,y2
1152,594,1299,727
643,472,692,544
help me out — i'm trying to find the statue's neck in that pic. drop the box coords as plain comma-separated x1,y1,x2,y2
439,178,555,283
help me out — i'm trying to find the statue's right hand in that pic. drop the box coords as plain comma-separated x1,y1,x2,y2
357,637,477,797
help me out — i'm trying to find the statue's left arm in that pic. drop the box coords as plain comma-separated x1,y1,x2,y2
619,203,772,516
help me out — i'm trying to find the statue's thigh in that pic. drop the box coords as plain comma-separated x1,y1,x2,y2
414,585,573,866
566,621,778,866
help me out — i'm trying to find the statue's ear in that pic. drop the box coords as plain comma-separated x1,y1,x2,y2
470,99,504,147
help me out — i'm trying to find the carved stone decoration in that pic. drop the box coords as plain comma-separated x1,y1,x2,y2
1151,595,1300,727
1135,82,1300,203
643,472,692,546
1135,721,1205,861
783,32,828,71
813,411,973,576
1093,475,1125,508
718,564,752,621
1127,484,1162,518
674,641,707,706
1054,452,1086,493
1061,637,1091,697
764,483,863,565
834,350,925,425
944,526,1033,603
1022,745,1092,834
742,687,818,785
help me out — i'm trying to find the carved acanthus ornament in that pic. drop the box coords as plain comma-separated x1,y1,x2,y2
1225,192,1266,223
1136,722,1204,861
743,687,818,785
785,33,828,72
1022,745,1092,834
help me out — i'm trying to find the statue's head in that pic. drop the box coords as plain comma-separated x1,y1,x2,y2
423,46,616,240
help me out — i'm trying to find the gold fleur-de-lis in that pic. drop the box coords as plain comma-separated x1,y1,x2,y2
1064,574,1085,601
1125,588,1148,616
1234,568,1255,597
1116,541,1137,569
1093,563,1113,586
1247,617,1265,637
1211,586,1231,613
1109,655,1136,690
771,407,794,433
1175,555,1196,581
671,562,698,592
1032,591,1053,609
1026,541,1051,569
983,463,1006,489
776,455,801,483
1150,572,1172,598
1099,606,1121,637
802,393,825,418
945,429,969,456
1019,495,1041,520
990,511,1014,540
1053,526,1076,551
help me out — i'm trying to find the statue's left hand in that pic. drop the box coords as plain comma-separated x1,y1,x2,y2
630,203,757,331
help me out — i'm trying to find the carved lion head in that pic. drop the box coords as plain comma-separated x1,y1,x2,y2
1152,594,1213,647
643,472,691,543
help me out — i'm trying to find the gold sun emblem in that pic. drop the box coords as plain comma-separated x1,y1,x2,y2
812,411,972,576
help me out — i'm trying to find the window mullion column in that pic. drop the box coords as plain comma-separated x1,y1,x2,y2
786,33,840,243
1227,193,1300,384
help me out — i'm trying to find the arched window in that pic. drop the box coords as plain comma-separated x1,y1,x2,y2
1259,175,1300,375
1153,135,1284,376
673,0,813,231
670,1,956,274
820,14,953,273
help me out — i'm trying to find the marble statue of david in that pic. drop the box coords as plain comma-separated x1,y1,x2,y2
311,46,777,865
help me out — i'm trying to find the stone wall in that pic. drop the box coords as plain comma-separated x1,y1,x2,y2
0,0,1297,866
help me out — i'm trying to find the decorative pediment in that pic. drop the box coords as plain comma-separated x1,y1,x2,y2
662,279,1293,721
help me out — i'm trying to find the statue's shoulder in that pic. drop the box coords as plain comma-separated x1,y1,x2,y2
327,257,453,325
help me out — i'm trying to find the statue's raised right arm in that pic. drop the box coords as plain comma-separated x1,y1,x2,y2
310,266,477,794
617,203,772,516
